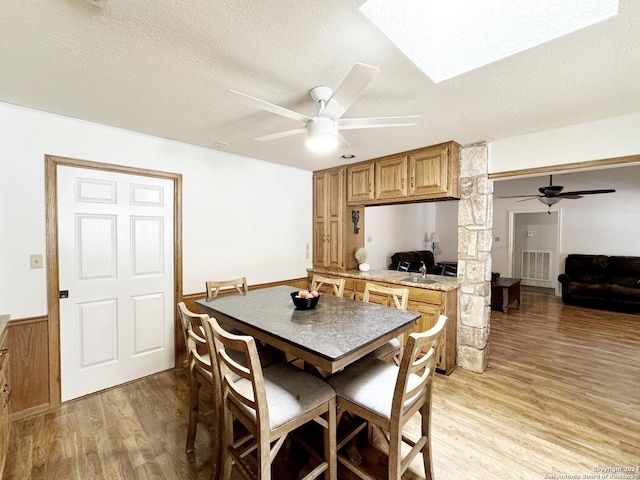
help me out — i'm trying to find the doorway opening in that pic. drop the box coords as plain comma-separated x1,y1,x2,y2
508,209,561,296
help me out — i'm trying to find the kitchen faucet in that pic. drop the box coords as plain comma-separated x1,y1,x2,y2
419,261,427,278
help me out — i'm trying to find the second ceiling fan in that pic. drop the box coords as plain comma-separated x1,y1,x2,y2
227,63,421,152
499,174,616,210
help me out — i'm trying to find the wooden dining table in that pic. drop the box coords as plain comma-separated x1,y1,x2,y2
196,285,420,374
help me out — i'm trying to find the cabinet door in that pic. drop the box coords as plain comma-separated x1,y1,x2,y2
408,301,446,371
313,168,345,269
326,168,344,269
375,155,408,200
409,145,449,197
347,163,374,203
313,172,329,267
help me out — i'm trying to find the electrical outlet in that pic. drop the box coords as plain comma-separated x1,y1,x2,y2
30,254,43,269
527,231,534,238
367,237,372,243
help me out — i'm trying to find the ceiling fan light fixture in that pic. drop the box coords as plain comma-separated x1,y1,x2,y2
539,197,561,206
306,117,339,152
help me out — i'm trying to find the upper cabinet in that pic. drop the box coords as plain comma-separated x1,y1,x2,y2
375,155,408,200
346,141,460,205
346,162,374,203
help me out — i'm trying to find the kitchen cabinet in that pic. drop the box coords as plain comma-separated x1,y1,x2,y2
375,155,408,200
345,140,460,205
0,317,10,475
346,162,374,203
408,142,459,198
313,167,363,271
307,270,457,374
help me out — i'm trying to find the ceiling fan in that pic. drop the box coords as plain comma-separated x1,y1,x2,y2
227,63,421,152
499,174,616,211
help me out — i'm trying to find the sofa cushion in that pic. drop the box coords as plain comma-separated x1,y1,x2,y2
567,281,611,301
565,254,609,283
608,256,640,288
610,284,640,303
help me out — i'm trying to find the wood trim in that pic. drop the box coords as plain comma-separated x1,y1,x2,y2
6,316,48,327
7,316,49,418
488,153,640,180
45,155,183,408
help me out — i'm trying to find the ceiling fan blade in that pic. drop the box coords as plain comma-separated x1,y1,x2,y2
319,63,380,120
557,195,583,199
254,128,307,142
559,189,616,196
338,132,351,148
227,89,311,124
516,197,539,202
497,195,541,199
338,115,421,130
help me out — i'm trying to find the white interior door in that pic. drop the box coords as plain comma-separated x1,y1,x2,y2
57,165,175,401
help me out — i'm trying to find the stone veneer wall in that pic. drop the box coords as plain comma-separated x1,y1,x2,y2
457,143,492,373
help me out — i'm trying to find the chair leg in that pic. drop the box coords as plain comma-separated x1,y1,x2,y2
186,373,200,453
324,397,337,480
221,407,234,480
420,406,434,480
388,423,403,480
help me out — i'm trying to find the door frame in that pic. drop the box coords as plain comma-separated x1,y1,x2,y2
507,208,562,292
45,155,183,407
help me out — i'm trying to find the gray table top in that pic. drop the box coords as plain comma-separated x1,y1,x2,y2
196,285,419,368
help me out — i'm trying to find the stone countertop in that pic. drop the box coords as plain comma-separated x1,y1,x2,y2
308,268,459,292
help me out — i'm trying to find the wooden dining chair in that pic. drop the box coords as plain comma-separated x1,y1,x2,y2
177,302,222,480
310,274,345,298
328,314,447,480
205,277,248,300
363,282,410,365
208,316,337,480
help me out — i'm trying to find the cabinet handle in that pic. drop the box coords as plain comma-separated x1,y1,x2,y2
411,177,414,188
401,178,404,188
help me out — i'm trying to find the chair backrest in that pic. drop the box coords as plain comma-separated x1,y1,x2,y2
310,274,345,298
177,302,216,381
363,282,409,310
391,314,447,424
209,316,270,436
205,277,248,300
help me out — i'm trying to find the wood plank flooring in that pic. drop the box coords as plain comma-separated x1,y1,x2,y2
4,291,640,479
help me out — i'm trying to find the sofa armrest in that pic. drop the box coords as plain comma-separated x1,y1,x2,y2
558,273,570,284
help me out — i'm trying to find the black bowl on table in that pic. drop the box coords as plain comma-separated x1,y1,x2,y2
290,291,320,310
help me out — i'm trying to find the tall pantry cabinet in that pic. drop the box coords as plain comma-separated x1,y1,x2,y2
313,167,363,271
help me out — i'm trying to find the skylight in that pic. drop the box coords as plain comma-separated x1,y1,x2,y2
360,0,619,83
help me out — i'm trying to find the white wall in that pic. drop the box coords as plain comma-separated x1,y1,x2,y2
435,200,459,262
492,167,640,286
489,111,640,174
364,203,436,269
0,103,312,319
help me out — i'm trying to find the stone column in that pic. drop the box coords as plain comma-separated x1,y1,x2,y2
457,143,492,373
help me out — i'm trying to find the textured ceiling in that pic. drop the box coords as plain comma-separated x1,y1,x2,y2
1,0,639,171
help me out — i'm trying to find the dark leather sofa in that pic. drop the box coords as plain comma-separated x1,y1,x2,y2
388,250,442,274
558,254,640,312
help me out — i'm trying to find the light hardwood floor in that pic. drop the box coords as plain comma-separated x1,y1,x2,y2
4,290,640,479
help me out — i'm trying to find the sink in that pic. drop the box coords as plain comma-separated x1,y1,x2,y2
402,276,437,285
